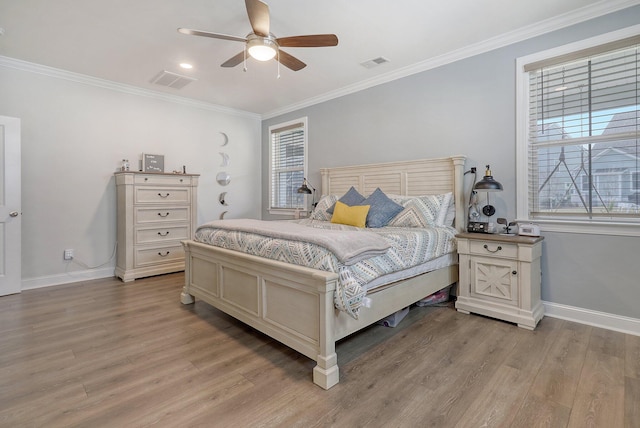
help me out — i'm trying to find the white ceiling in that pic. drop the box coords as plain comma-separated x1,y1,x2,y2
0,0,636,116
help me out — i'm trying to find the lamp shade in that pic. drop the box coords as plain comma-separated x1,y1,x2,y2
474,165,503,192
297,178,312,194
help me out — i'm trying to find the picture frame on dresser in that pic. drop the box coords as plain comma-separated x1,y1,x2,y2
142,153,165,173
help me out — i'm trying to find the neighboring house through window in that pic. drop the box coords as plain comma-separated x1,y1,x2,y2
516,26,640,235
268,117,308,213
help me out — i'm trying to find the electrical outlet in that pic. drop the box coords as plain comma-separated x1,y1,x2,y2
64,249,74,260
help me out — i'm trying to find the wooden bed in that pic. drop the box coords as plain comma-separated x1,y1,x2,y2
180,155,466,389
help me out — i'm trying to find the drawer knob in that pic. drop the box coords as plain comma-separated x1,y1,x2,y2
158,231,170,236
144,177,149,181
512,270,517,275
158,251,170,257
158,192,170,198
158,212,170,217
483,244,502,253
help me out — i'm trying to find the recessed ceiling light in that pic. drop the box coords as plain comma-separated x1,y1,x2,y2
180,63,193,69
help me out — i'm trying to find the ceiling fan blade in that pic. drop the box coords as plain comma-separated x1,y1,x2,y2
245,0,270,37
276,34,339,48
221,51,246,68
178,28,246,43
277,50,306,71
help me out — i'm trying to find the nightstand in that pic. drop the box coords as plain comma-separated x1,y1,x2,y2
455,232,544,330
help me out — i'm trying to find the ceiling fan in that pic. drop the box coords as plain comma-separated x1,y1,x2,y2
178,0,338,71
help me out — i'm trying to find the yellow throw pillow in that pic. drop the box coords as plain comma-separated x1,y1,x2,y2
330,200,370,228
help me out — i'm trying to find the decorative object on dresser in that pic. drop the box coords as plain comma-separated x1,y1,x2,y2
115,171,199,282
455,232,544,330
141,153,165,173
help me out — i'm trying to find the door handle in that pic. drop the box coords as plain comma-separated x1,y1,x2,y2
9,211,19,217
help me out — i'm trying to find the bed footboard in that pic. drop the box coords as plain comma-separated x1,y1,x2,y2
181,240,341,389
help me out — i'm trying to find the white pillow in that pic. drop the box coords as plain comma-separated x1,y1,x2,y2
387,193,454,227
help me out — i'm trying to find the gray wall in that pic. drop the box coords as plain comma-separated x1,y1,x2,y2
262,6,640,319
0,63,261,287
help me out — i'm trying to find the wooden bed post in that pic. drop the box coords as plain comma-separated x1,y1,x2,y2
451,155,467,233
313,275,339,389
180,243,195,304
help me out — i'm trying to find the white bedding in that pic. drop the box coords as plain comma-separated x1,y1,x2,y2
194,219,457,319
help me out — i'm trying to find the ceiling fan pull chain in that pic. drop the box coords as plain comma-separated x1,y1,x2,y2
277,50,281,79
243,45,248,72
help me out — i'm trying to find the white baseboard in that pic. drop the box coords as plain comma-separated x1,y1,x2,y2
543,301,640,337
21,267,115,290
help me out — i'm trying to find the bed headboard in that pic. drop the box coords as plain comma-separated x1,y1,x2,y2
320,156,466,232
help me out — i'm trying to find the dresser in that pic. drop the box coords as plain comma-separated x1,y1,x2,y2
115,172,199,282
455,232,544,330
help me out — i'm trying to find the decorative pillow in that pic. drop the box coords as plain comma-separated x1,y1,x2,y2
309,195,338,221
387,193,452,228
361,188,404,228
330,201,370,228
441,193,456,226
326,186,366,214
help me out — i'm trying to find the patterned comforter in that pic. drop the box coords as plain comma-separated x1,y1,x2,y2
194,219,457,319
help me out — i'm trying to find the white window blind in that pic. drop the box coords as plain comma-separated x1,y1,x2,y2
269,118,307,210
526,42,639,221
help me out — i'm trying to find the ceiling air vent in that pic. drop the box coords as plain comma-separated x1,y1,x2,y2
360,56,390,69
150,70,196,89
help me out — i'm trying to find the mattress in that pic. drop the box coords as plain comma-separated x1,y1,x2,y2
194,219,457,318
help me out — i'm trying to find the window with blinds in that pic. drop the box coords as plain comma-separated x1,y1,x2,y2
269,118,307,210
525,37,639,222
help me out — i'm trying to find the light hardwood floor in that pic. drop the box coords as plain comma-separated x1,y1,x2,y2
1,273,638,427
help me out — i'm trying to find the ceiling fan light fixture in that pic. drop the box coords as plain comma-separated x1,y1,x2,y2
247,35,277,61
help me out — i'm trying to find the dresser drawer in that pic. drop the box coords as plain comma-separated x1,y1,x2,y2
135,187,190,204
135,174,193,186
469,240,517,259
135,207,189,224
135,244,185,267
136,225,190,244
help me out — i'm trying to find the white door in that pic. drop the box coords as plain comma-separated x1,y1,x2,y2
0,116,21,296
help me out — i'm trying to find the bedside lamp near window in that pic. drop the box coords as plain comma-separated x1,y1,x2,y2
474,165,503,217
297,178,317,210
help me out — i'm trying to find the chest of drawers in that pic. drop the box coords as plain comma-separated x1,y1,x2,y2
115,172,199,282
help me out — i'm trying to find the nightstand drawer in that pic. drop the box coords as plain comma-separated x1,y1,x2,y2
469,240,517,259
135,207,189,224
135,187,190,204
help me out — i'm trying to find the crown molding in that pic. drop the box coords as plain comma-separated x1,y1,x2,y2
263,0,640,120
0,55,260,120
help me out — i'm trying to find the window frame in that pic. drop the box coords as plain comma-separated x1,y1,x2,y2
268,117,308,215
516,24,640,237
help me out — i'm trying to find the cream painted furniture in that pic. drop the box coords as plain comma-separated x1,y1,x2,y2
115,172,199,282
455,232,544,330
180,155,466,389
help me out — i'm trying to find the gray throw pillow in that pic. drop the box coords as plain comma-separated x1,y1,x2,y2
362,188,404,228
326,186,365,214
